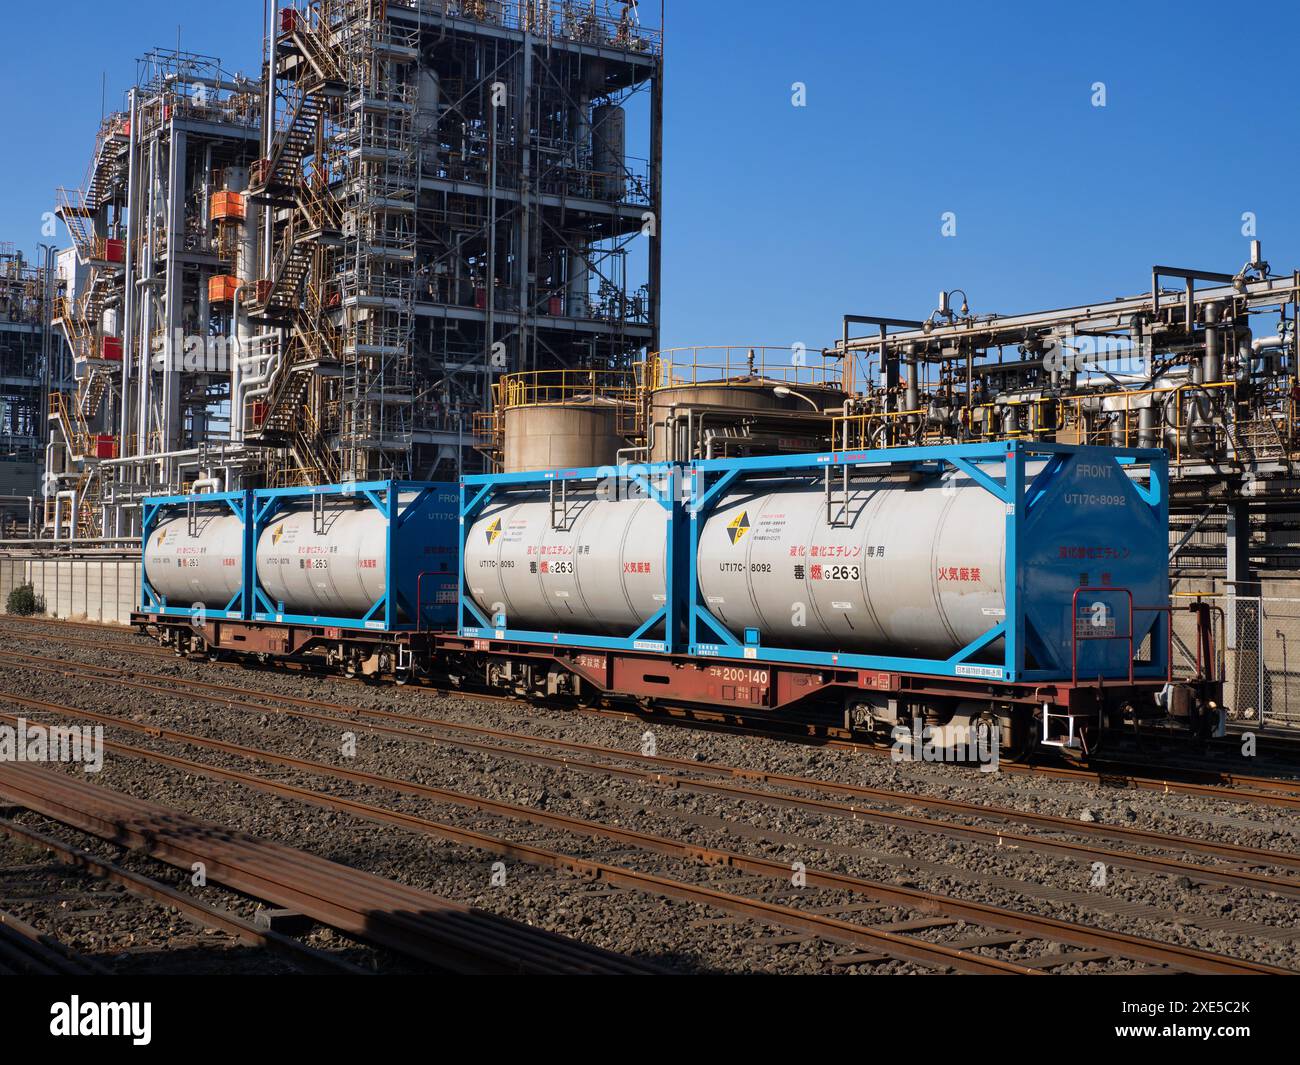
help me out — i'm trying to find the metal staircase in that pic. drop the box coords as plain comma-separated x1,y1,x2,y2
49,120,129,498
281,6,347,89
81,369,113,421
251,92,329,195
250,222,317,319
1226,415,1288,465
248,358,316,441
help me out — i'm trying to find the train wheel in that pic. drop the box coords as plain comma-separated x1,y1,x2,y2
972,711,1000,762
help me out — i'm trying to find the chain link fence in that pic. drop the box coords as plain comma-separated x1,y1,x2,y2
1172,594,1300,730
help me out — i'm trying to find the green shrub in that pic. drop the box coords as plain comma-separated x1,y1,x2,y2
5,584,44,617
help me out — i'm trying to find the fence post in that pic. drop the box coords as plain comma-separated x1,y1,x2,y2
1259,597,1267,729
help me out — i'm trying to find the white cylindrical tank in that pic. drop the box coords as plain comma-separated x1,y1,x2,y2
591,103,625,200
144,512,244,609
464,494,668,634
255,501,393,616
467,472,1008,658
696,475,1005,659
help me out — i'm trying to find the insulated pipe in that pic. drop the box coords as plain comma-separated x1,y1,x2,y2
904,342,920,427
232,331,283,428
230,283,243,437
1138,405,1158,449
54,489,77,541
222,166,255,441
1203,303,1222,384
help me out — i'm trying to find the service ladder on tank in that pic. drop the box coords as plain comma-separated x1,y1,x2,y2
824,465,850,527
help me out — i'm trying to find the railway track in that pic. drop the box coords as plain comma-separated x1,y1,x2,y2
0,902,108,976
4,646,1299,903
0,681,1291,974
0,815,367,975
598,702,1300,807
2,616,1298,809
0,761,664,976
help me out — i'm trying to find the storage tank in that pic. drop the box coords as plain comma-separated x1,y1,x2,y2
461,445,1167,681
648,377,848,462
464,493,669,634
502,400,631,472
143,508,245,611
464,470,1005,659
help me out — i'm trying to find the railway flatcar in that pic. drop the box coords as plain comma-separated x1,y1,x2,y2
140,480,458,676
134,442,1224,755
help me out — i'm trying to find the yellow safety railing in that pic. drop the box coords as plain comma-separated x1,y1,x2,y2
829,379,1298,464
834,397,1060,450
644,346,849,393
47,392,117,460
495,368,639,409
831,408,927,450
267,466,321,489
301,166,343,233
967,397,1058,442
297,403,341,485
1056,381,1240,464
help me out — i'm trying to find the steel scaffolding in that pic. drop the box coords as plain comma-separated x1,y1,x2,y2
46,1,663,531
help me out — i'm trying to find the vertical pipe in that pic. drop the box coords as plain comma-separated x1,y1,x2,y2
648,35,663,366
262,0,279,281
162,125,188,480
1203,302,1221,384
137,134,156,461
121,90,140,485
486,72,497,408
518,33,532,371
905,341,919,416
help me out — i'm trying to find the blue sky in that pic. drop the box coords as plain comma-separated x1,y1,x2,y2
5,1,1298,351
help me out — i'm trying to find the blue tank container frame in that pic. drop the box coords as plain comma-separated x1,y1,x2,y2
459,463,687,653
687,440,1170,684
250,480,459,631
139,489,255,621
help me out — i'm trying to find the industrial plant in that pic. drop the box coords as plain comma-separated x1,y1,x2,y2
0,0,1296,995
27,0,659,541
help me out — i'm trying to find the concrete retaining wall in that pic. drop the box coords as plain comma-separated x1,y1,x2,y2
0,554,139,625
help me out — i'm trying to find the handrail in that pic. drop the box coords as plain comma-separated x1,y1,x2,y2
494,368,638,410
645,346,849,392
831,378,1295,464
1070,585,1136,687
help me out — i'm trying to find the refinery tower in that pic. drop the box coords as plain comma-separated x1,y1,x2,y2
44,1,662,538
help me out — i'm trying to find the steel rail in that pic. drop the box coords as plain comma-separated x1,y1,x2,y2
0,816,368,975
5,647,1292,871
11,651,1299,899
4,621,1298,805
0,735,1033,975
585,700,1300,809
0,763,664,976
0,905,107,976
0,693,1288,975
